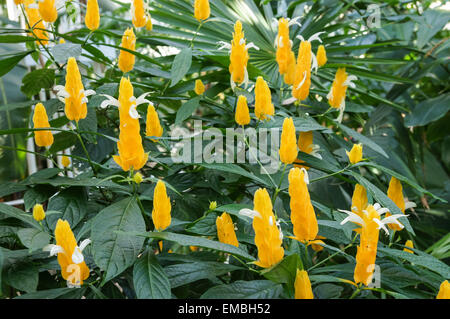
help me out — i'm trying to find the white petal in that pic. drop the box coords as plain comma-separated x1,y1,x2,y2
377,208,390,215
71,247,84,264
373,218,389,235
129,105,141,119
278,37,283,48
311,52,318,73
338,209,365,227
344,75,358,88
243,67,249,89
308,31,325,43
239,38,245,46
43,244,65,256
300,167,309,184
135,92,152,106
78,239,91,252
217,41,231,51
239,208,262,220
296,35,305,42
81,97,88,104
381,214,408,229
230,74,236,91
327,89,333,101
84,89,96,97
288,17,302,27
53,85,65,92
269,216,274,226
311,151,322,160
373,203,381,210
282,97,297,105
246,42,259,51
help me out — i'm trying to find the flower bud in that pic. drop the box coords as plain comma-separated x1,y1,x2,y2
32,204,46,221
85,0,100,31
194,0,210,21
346,143,363,164
279,117,298,164
294,269,314,299
235,95,250,126
152,180,172,231
33,103,53,147
118,28,136,73
133,172,144,184
61,155,71,168
194,79,205,95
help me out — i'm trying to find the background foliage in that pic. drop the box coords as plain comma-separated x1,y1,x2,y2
0,0,449,299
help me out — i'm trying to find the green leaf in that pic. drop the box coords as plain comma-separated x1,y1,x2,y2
378,246,450,279
0,203,40,229
91,197,146,283
23,185,57,211
14,287,80,299
129,231,255,261
175,96,200,125
21,68,55,97
404,94,450,127
50,43,82,64
199,163,271,187
4,262,39,293
133,250,171,299
46,187,88,230
0,50,33,77
313,283,343,299
261,254,302,297
338,123,389,158
164,261,242,288
170,47,192,87
48,131,78,153
200,280,282,299
17,228,51,252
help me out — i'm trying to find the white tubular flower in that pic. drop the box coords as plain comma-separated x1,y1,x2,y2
373,203,390,215
43,237,91,264
288,16,302,27
300,167,310,184
310,144,322,159
43,244,66,256
239,208,262,220
343,75,358,88
377,214,409,234
99,94,120,109
404,199,417,210
217,41,231,51
338,209,366,227
245,42,259,51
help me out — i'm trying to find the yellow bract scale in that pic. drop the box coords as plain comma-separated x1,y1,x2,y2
118,28,136,73
275,18,292,75
235,95,250,126
216,212,239,247
292,41,312,101
386,177,405,231
152,180,172,231
254,76,274,120
33,103,53,147
145,103,163,142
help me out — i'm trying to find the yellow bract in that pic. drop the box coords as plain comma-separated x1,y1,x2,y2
216,212,239,247
292,40,312,101
133,172,144,184
328,67,349,109
194,79,205,95
316,45,327,67
275,18,292,75
254,76,274,120
352,184,368,216
437,280,450,299
64,57,88,122
294,269,314,299
32,204,45,221
118,28,136,73
279,117,298,164
194,0,210,21
145,103,163,142
252,188,284,268
229,21,249,86
346,143,363,164
294,131,312,169
113,77,148,171
132,0,148,28
386,177,405,231
288,167,318,242
152,180,172,231
354,205,380,286
38,0,57,23
85,0,100,31
61,155,71,168
283,51,296,85
54,219,90,286
235,95,250,126
24,0,48,45
403,240,414,254
33,103,53,147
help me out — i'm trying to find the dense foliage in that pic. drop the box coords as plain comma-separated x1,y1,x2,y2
0,0,449,299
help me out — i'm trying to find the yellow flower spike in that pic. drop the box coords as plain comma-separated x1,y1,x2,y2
403,240,414,254
133,172,143,184
292,40,312,102
251,188,284,268
85,0,100,31
235,95,250,126
24,1,48,45
327,68,357,122
279,117,298,164
131,0,148,28
226,20,259,90
386,177,416,231
294,269,314,299
145,14,153,31
33,103,53,147
43,219,90,287
152,180,172,231
346,143,363,164
113,77,148,172
352,184,368,217
58,57,89,122
194,0,210,21
353,205,381,286
254,76,274,121
61,155,71,168
316,45,327,67
194,79,205,95
437,280,450,299
145,103,163,142
288,167,318,242
118,28,136,73
283,50,296,85
38,0,57,23
275,18,292,75
216,212,239,247
209,201,217,210
32,204,46,222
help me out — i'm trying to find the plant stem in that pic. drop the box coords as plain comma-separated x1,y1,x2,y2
75,121,97,176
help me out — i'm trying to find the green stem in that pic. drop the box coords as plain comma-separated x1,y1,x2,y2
310,165,351,183
190,21,203,48
272,163,287,204
74,121,97,176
